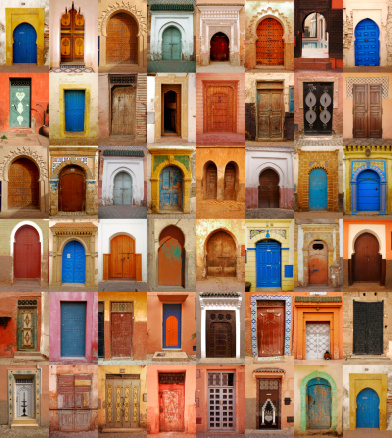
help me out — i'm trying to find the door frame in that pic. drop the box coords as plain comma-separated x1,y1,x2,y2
354,19,380,67
256,81,285,141
256,377,281,430
110,301,134,359
257,300,285,358
256,239,282,288
113,170,133,205
162,303,182,349
109,75,137,136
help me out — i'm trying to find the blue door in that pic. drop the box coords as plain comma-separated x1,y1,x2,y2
163,304,181,349
62,240,86,283
356,388,379,428
309,168,328,211
307,377,331,429
13,23,37,63
64,90,85,131
60,302,86,357
355,19,380,66
256,240,281,288
159,166,183,210
357,170,380,211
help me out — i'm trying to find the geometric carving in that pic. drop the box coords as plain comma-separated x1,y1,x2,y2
1,147,47,181
247,7,293,44
346,77,389,99
99,1,147,36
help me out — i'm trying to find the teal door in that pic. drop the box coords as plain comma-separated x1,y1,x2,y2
162,27,182,60
10,82,31,128
309,168,328,211
61,302,86,357
113,172,133,205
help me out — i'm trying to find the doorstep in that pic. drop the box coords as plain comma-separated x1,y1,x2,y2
152,351,189,362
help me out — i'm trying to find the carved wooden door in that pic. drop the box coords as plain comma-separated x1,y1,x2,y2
258,169,279,208
208,372,235,431
17,305,37,351
206,162,217,199
106,12,138,64
206,310,236,358
306,323,330,359
303,82,333,135
309,241,328,284
158,373,185,432
257,301,285,357
158,225,185,287
111,86,135,135
8,158,39,209
353,301,383,355
258,379,279,429
206,231,236,277
14,225,40,279
205,84,236,132
111,302,133,358
257,88,283,138
353,84,382,138
223,163,236,200
59,166,85,212
109,235,136,279
256,18,284,65
210,33,229,62
352,232,381,283
61,4,84,62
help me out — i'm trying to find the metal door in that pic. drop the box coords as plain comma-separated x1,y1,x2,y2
257,89,283,138
109,235,136,279
257,301,285,357
210,33,229,62
206,162,217,199
355,19,379,66
111,86,135,135
256,240,281,288
62,240,86,284
159,166,183,210
205,85,235,132
106,12,138,64
163,303,181,349
307,377,331,429
206,310,236,358
357,170,380,211
158,373,185,432
113,171,133,205
64,90,85,131
309,241,328,284
353,301,383,355
10,81,31,128
309,168,328,211
15,377,34,419
59,166,86,212
223,163,236,200
353,84,382,138
258,169,280,208
14,225,40,279
98,302,104,358
306,323,330,359
13,23,37,63
162,26,182,60
256,18,284,65
208,372,235,431
60,302,86,357
60,4,85,62
258,379,279,429
353,233,381,283
8,158,39,208
356,388,380,428
17,306,37,351
206,230,237,277
111,302,133,358
158,225,185,286
303,82,333,136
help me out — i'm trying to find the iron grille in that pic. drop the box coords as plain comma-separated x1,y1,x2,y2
106,374,140,379
15,377,34,382
111,302,133,312
18,300,37,306
110,75,137,85
158,373,185,384
10,78,31,86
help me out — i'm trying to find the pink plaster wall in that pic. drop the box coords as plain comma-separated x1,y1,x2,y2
246,187,295,209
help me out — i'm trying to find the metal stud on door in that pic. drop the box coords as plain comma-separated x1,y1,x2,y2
355,19,380,67
10,80,31,128
256,18,284,66
13,23,37,63
208,372,235,431
60,4,85,62
8,157,39,208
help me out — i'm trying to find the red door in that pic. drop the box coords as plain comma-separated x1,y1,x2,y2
158,373,185,432
158,226,185,287
111,302,133,358
14,225,40,279
59,166,85,212
257,301,285,357
210,33,229,61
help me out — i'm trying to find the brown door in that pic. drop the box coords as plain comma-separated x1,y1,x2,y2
111,86,135,135
257,301,285,357
109,235,136,279
162,85,181,136
206,230,236,277
256,18,284,66
59,166,85,212
158,225,185,287
353,232,381,282
60,4,84,62
223,163,236,200
257,88,283,139
309,241,328,285
158,373,185,432
8,158,39,209
206,310,236,358
14,225,40,279
258,379,280,429
353,84,382,138
111,302,133,358
106,12,138,64
258,169,280,208
204,84,236,133
210,33,229,62
205,162,217,199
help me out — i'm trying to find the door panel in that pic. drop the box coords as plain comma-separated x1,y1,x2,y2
159,166,182,210
256,18,284,65
307,378,331,429
206,231,237,277
106,12,138,64
113,171,133,205
61,5,84,62
8,158,39,208
257,301,285,357
223,163,236,200
163,304,181,349
205,85,235,132
355,19,380,67
14,225,41,279
258,169,279,208
353,233,381,283
109,235,136,279
306,323,330,359
353,84,382,138
64,90,85,131
256,240,281,287
208,372,235,431
158,225,185,286
206,310,236,358
17,306,37,351
353,301,383,355
59,166,85,212
158,373,185,432
206,163,217,199
257,89,283,138
111,311,133,358
62,240,86,283
258,379,279,429
13,23,37,63
309,168,328,211
303,82,333,136
111,86,135,135
60,302,86,357
10,83,31,128
309,241,328,284
356,388,380,428
210,33,229,62
357,170,380,211
162,27,182,60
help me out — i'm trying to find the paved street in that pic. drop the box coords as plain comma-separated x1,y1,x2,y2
246,430,293,438
0,426,49,437
246,208,294,219
0,132,48,146
99,205,147,219
148,60,196,73
294,211,343,219
344,430,392,437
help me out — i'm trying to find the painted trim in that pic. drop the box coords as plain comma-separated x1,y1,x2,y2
10,221,43,257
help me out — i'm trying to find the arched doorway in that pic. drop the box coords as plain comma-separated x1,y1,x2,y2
258,169,279,208
59,165,86,212
256,239,281,287
357,169,381,212
106,12,138,64
206,230,236,277
223,162,237,200
302,13,328,58
355,19,380,66
356,388,379,428
60,4,84,63
352,233,381,283
159,166,183,211
309,168,327,211
111,86,136,135
163,89,180,135
158,225,185,287
13,23,37,63
205,162,217,199
306,377,331,429
8,158,39,209
309,240,328,285
162,26,182,60
62,240,86,283
113,171,133,205
14,225,40,280
210,33,229,62
256,18,284,66
110,235,136,279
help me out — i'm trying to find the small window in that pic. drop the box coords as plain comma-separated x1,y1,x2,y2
313,243,324,250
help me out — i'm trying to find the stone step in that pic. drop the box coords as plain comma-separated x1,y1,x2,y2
152,351,189,362
294,59,332,70
14,352,46,361
348,355,391,360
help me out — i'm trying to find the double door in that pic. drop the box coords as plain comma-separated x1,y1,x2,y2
17,305,37,351
303,82,333,135
353,84,382,138
60,5,85,62
109,235,136,279
257,88,283,139
353,301,383,355
208,372,235,431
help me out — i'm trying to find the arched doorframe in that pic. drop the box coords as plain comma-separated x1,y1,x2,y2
307,238,329,285
208,30,231,64
110,168,134,205
224,161,239,201
158,22,185,60
59,237,88,284
354,19,380,66
202,160,218,200
257,165,282,208
295,8,330,58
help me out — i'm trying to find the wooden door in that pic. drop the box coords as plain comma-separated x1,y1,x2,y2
59,166,85,212
257,301,285,357
10,81,31,128
17,306,37,351
356,388,380,428
15,377,34,419
206,230,236,277
113,171,133,205
208,372,235,431
159,166,183,210
357,170,381,211
60,302,86,357
258,169,279,208
223,163,236,200
307,378,331,429
111,86,135,135
61,4,84,62
158,225,185,286
309,168,328,211
256,240,281,287
353,84,382,138
355,19,380,67
303,82,333,135
352,233,381,283
258,379,279,429
257,89,283,139
353,301,383,355
256,18,284,65
62,240,86,284
109,235,136,279
64,90,85,131
305,323,330,359
111,302,133,358
205,162,217,199
163,303,181,349
158,373,185,432
206,310,236,358
162,27,182,60
106,12,138,64
14,225,40,279
98,302,104,358
205,84,236,132
8,158,39,208
210,33,229,62
13,23,37,63
309,241,328,284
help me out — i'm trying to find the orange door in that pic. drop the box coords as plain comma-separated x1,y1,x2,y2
109,235,136,278
158,226,185,286
256,18,284,65
158,373,185,432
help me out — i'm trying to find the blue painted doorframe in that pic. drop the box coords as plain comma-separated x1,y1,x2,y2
64,90,85,131
355,19,380,67
256,240,281,288
357,169,380,211
62,240,86,284
309,168,328,211
356,388,380,428
13,23,37,63
162,303,181,349
60,302,86,357
307,377,332,429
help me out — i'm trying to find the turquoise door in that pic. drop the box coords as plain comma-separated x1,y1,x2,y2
309,168,328,211
355,19,380,66
10,82,31,128
159,166,182,210
356,388,379,428
162,27,182,60
113,172,133,205
60,302,86,357
307,377,331,429
64,90,85,131
13,23,37,63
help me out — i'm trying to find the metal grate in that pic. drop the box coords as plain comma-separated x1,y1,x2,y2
10,78,31,86
158,372,185,384
15,377,34,383
18,300,37,306
110,75,137,85
111,302,133,312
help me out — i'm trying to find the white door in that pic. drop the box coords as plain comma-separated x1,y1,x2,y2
15,378,34,418
306,323,330,359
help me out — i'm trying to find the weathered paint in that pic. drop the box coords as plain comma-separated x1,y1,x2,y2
356,388,380,428
307,377,331,429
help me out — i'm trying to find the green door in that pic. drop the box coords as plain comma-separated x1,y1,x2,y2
162,27,182,60
17,306,37,351
10,81,31,128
